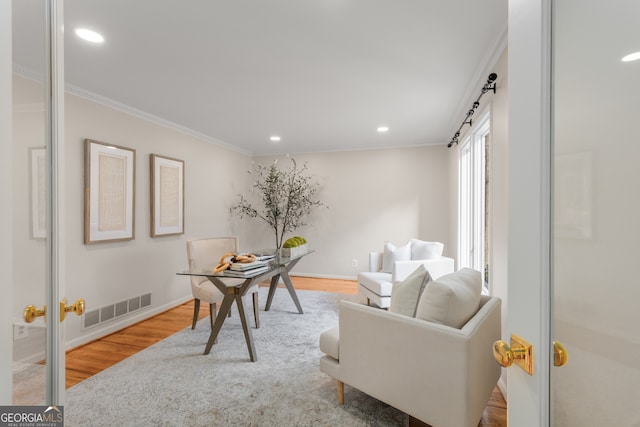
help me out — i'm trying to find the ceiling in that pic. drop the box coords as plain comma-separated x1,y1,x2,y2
12,0,507,155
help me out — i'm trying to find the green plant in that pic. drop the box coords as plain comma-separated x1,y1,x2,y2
283,236,307,248
232,158,324,249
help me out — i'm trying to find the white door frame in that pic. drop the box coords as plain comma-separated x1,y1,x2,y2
507,0,552,425
0,0,66,405
44,0,66,404
0,0,14,404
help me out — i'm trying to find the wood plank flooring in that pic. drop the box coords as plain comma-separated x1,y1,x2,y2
64,276,506,426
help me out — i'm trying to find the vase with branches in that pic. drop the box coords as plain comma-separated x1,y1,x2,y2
231,158,325,249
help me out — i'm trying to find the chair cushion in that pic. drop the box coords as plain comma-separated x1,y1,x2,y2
389,265,432,317
415,268,482,328
381,241,411,273
319,326,340,360
410,239,444,260
357,271,393,296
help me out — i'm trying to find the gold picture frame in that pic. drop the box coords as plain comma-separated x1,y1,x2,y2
84,139,136,244
150,154,184,237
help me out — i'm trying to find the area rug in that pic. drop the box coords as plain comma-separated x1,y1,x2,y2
65,288,406,426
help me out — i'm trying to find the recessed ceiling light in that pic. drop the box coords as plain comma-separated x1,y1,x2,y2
377,126,389,133
270,136,281,142
75,28,104,43
621,51,640,62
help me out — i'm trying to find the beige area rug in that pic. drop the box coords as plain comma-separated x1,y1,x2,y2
64,288,407,426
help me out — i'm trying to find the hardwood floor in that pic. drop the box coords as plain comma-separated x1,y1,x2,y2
65,276,506,426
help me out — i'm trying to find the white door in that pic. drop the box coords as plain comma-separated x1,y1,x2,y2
507,0,640,425
7,0,67,406
551,0,640,425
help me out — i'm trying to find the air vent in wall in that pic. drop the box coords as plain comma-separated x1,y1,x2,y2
83,292,152,330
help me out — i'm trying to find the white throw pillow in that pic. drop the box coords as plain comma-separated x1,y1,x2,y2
415,268,482,328
389,265,432,317
410,239,444,260
380,241,411,273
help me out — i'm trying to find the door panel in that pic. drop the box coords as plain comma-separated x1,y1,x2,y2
552,0,640,425
12,0,49,405
11,0,65,405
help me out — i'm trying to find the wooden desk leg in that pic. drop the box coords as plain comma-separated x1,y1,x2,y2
280,270,304,314
235,294,257,362
264,274,280,311
203,295,234,355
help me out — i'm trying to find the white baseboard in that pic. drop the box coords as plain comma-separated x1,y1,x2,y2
497,374,507,402
290,272,357,281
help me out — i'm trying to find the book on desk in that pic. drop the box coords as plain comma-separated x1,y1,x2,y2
223,260,270,277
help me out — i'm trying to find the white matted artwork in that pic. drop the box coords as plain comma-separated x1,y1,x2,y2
30,147,46,239
150,154,184,237
84,139,136,244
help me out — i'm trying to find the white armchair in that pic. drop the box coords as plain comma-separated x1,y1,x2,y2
319,293,502,427
358,240,455,308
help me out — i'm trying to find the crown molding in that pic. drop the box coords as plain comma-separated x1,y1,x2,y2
12,64,250,156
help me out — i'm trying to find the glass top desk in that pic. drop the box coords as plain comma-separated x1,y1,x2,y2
177,250,313,362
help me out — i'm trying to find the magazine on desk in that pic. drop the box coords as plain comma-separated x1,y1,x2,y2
229,259,269,271
223,265,269,277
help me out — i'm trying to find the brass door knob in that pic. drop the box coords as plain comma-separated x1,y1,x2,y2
24,298,85,323
553,341,569,367
24,305,47,323
493,334,534,375
60,298,85,322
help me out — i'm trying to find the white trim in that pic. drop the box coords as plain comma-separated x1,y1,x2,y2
507,0,552,424
0,0,13,404
458,111,489,277
290,272,357,281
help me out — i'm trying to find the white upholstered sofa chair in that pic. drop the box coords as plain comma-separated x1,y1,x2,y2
186,237,259,330
358,239,455,308
320,268,501,427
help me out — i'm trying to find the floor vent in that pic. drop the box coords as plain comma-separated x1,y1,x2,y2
83,292,152,330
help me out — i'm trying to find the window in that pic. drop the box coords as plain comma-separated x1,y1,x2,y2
458,112,490,289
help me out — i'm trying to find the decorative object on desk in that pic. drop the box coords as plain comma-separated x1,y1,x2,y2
231,157,325,249
214,252,259,274
213,252,236,274
281,236,308,257
231,253,257,264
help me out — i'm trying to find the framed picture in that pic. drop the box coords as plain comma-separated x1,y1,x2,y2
150,154,184,237
30,147,46,239
84,139,136,244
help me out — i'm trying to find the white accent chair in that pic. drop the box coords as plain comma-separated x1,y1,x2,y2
186,237,259,330
319,291,502,427
358,240,455,308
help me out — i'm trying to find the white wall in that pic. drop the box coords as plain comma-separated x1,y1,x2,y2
249,146,453,278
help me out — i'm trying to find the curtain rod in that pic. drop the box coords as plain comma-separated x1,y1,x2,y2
447,73,497,148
